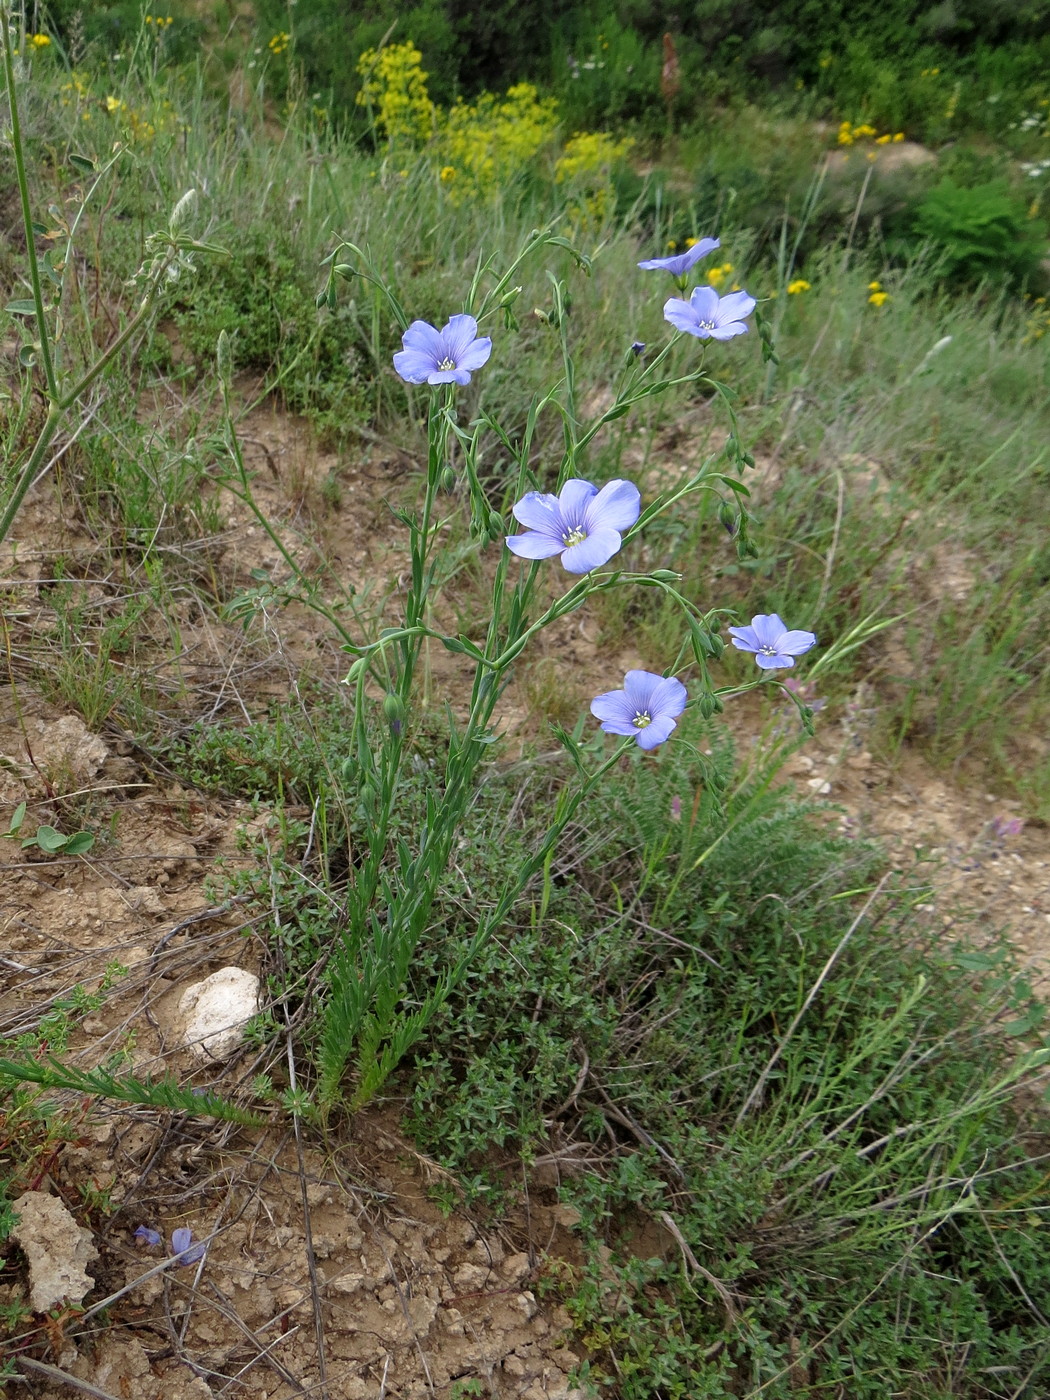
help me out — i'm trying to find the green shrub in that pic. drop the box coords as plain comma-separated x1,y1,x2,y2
912,178,1048,288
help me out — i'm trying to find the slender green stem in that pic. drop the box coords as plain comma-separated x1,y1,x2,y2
1,7,59,401
0,407,61,545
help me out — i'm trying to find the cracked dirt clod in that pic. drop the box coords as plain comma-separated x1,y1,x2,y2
10,1190,98,1312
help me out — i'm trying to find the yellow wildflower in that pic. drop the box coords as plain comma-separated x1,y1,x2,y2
875,133,891,145
268,32,290,55
440,84,557,201
786,279,811,294
439,165,456,182
707,261,734,288
868,280,882,291
105,95,124,114
893,131,905,141
868,290,889,307
29,33,51,48
357,42,434,145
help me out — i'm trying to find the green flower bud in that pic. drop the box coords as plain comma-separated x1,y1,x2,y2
216,329,233,386
382,693,406,725
487,510,504,541
440,465,456,493
718,500,738,535
342,657,368,686
649,569,681,582
340,758,356,786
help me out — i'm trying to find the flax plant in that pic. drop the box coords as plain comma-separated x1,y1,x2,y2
296,227,819,1111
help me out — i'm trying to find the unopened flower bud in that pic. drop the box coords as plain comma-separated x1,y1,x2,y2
698,692,723,718
358,783,376,812
340,758,356,785
216,329,232,386
487,510,504,541
650,569,680,582
718,500,738,535
333,263,355,280
382,693,406,725
440,465,456,493
342,657,367,686
630,340,646,356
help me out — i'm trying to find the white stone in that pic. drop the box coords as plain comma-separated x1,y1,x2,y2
175,966,260,1060
11,1190,97,1312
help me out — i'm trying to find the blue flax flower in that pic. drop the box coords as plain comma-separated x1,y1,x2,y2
134,1225,162,1248
506,478,641,574
393,315,492,386
663,286,756,341
171,1227,207,1266
591,671,687,750
728,614,817,669
638,237,720,277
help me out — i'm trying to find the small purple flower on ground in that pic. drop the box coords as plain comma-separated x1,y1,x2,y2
728,614,817,669
134,1226,162,1248
506,478,641,573
590,671,687,750
991,815,1024,840
171,1228,207,1265
630,341,646,356
638,238,720,277
664,285,756,340
393,315,492,386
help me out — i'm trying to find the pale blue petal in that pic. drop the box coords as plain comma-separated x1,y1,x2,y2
635,713,677,749
590,689,636,726
750,614,786,647
506,531,564,560
756,652,794,669
622,670,661,709
561,526,622,573
648,675,688,719
393,348,436,383
664,297,699,333
778,630,817,655
441,314,480,362
717,291,756,322
710,322,750,340
585,479,641,534
457,336,492,371
727,625,760,652
401,320,444,358
558,478,599,526
512,491,563,534
689,285,720,320
426,368,464,384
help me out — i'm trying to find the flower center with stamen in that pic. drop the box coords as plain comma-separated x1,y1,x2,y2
437,356,457,371
759,644,778,655
633,711,652,729
697,319,716,330
563,526,588,547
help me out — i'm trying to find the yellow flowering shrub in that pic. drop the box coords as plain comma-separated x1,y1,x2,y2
554,130,633,183
1022,296,1048,345
356,42,435,145
439,84,558,201
554,130,633,229
837,120,905,148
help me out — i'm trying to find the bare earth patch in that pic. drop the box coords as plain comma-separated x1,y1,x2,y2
2,404,1047,1393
